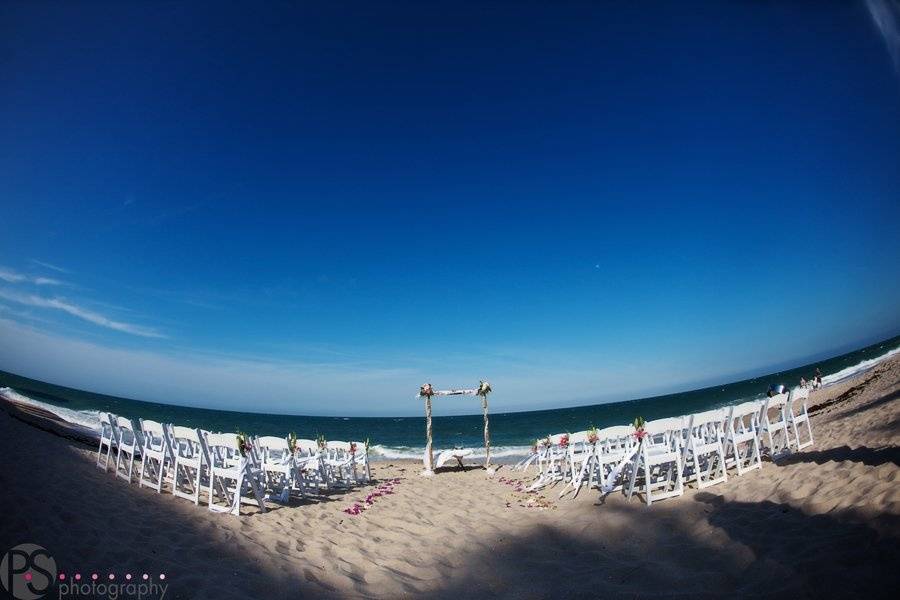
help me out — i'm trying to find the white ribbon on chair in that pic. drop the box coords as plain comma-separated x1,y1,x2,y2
513,451,538,471
230,457,268,515
599,444,641,495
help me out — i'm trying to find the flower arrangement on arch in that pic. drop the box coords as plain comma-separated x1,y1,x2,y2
420,383,434,398
288,432,298,454
559,433,570,449
350,442,357,455
541,436,552,448
477,380,492,397
316,433,327,451
633,416,647,442
587,425,599,444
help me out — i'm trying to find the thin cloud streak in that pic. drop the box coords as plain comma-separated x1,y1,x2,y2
30,259,72,274
0,267,63,286
866,0,900,75
0,289,165,339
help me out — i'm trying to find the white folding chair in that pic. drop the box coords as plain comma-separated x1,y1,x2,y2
559,431,593,498
529,434,568,490
114,416,140,483
138,419,174,493
626,417,685,506
171,426,206,505
96,412,119,471
350,441,371,483
256,435,295,499
723,401,763,475
324,441,356,487
294,439,329,489
681,409,728,489
787,387,814,450
205,432,267,515
594,425,637,493
759,393,792,456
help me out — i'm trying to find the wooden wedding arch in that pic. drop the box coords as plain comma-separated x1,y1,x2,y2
419,381,492,475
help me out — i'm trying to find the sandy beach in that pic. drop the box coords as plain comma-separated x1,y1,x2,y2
1,357,898,599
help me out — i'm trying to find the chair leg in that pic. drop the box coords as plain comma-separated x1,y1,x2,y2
139,454,147,486
115,445,123,478
626,457,639,500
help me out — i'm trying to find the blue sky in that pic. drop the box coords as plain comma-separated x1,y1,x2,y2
1,1,899,416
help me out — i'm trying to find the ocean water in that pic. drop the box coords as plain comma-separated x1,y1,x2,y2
2,334,898,462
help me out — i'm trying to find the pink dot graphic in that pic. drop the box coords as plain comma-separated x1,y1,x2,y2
126,574,132,581
92,574,98,581
75,574,82,581
59,574,66,581
24,573,32,582
142,574,149,580
109,574,115,580
159,574,166,580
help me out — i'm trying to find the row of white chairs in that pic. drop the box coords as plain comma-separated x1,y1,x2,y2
95,412,371,515
519,386,814,506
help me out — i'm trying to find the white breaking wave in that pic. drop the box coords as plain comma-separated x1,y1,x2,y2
820,344,900,387
368,444,532,462
0,387,103,437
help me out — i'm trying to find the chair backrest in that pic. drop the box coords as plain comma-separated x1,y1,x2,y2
790,387,809,401
350,441,368,459
730,401,761,420
596,425,635,454
788,387,810,418
116,416,137,446
762,393,789,426
171,425,203,459
205,432,241,468
548,433,569,445
257,435,290,463
568,431,589,444
140,419,169,453
685,409,725,443
765,392,789,409
295,439,319,456
643,417,684,451
644,416,683,436
99,412,116,441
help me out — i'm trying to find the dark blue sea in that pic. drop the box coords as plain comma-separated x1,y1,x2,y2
2,335,897,461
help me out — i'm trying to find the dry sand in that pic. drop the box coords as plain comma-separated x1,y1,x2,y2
1,357,899,599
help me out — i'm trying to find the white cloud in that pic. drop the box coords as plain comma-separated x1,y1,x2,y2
866,0,900,74
0,288,165,339
0,267,62,286
30,260,71,274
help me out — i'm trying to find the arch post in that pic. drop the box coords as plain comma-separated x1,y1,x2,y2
477,381,493,473
420,384,435,476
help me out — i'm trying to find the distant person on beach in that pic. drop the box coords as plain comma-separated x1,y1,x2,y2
800,377,807,388
815,368,822,388
767,383,786,397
